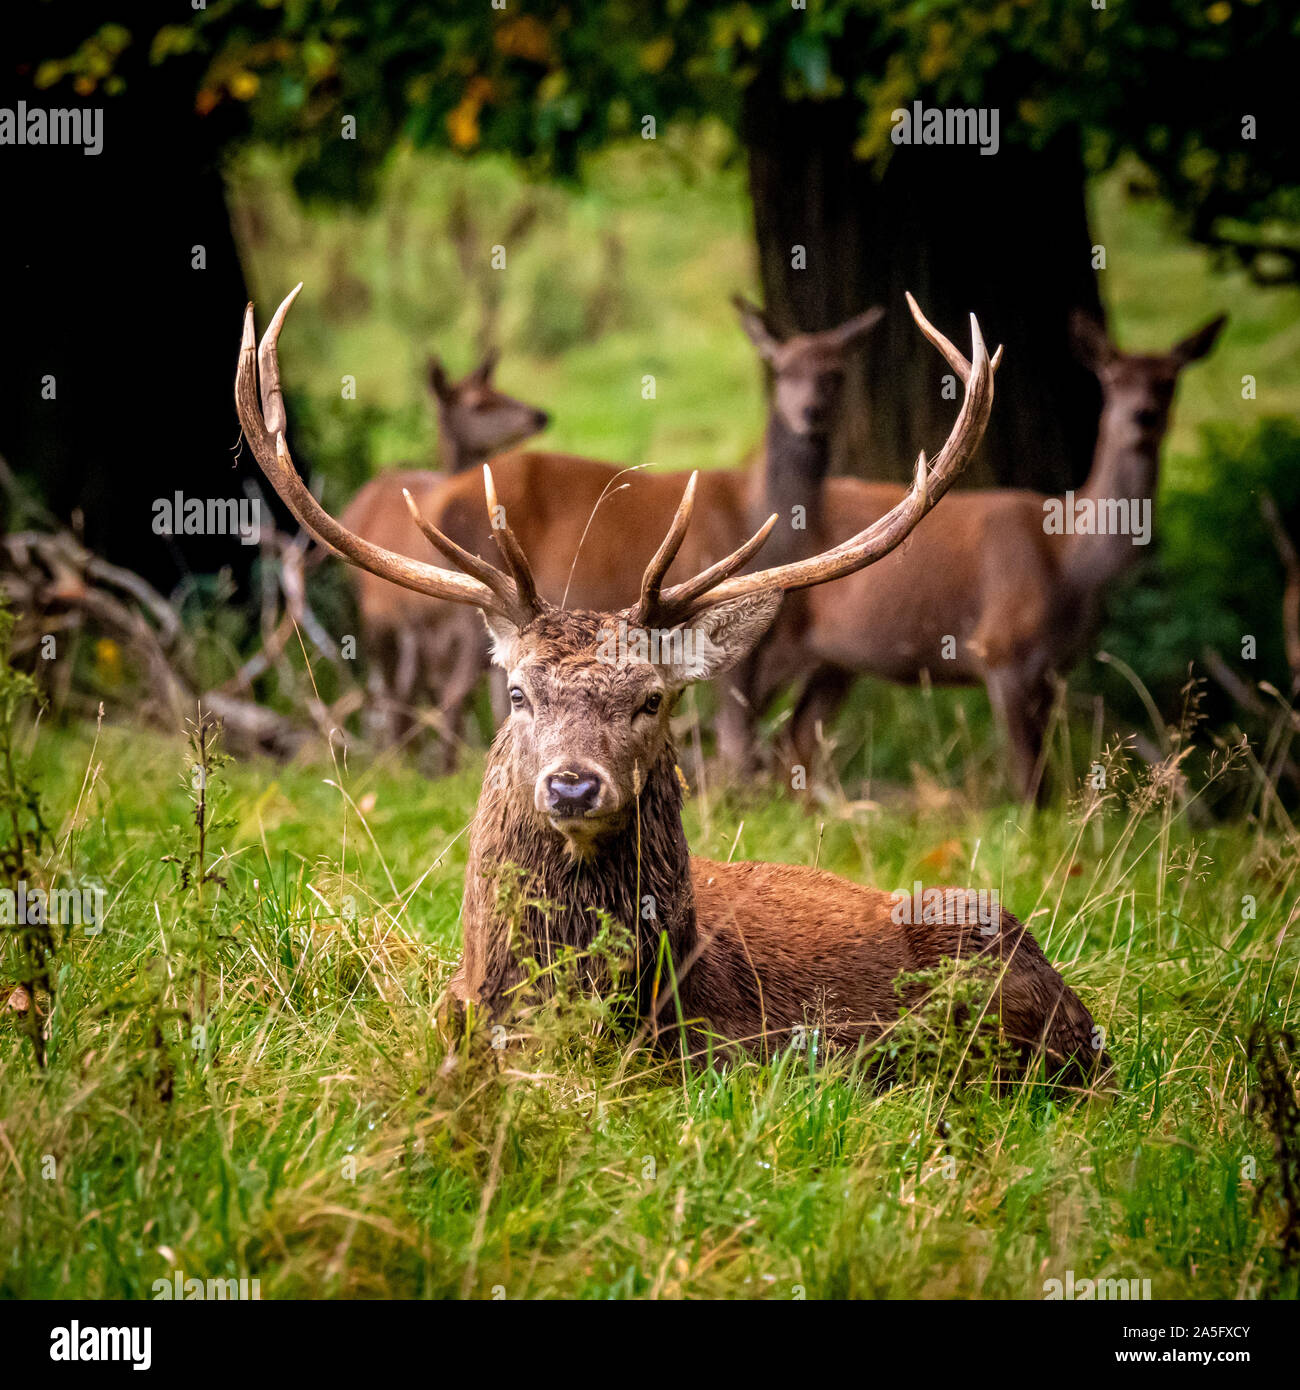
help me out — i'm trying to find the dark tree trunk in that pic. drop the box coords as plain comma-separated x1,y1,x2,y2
743,78,1103,492
0,3,255,592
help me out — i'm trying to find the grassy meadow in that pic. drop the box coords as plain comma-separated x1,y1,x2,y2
2,141,1299,1300
2,708,1298,1299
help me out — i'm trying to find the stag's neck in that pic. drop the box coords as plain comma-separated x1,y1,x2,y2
461,738,697,1019
761,415,830,557
1060,410,1161,592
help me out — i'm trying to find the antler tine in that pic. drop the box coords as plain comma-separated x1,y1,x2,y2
634,471,698,624
482,464,541,618
658,299,996,620
904,291,1003,382
401,488,520,612
649,512,778,623
236,288,525,622
256,282,301,434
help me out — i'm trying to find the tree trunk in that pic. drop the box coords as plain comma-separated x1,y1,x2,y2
743,79,1103,492
0,3,255,592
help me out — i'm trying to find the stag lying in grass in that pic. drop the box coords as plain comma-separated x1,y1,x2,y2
236,286,1110,1085
339,349,550,753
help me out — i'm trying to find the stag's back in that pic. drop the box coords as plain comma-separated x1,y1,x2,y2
689,858,1106,1080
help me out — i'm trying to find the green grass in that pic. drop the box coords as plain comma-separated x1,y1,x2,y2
2,712,1297,1299
3,139,1298,1301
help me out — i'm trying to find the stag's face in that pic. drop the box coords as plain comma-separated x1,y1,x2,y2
430,350,550,459
486,597,780,854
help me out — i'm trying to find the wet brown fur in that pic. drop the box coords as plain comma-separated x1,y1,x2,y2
453,610,1110,1085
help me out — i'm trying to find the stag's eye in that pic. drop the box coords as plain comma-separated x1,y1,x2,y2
638,692,663,719
509,686,527,710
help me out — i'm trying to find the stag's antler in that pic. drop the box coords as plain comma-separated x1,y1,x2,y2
238,286,996,634
235,285,542,626
635,294,1000,627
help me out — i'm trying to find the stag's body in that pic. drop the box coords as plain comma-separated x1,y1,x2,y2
458,614,1103,1074
236,283,1108,1085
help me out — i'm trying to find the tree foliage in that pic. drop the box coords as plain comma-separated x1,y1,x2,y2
31,1,1300,279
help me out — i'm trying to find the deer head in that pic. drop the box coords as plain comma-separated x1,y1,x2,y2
733,297,885,437
427,346,550,470
1070,311,1227,453
236,287,995,861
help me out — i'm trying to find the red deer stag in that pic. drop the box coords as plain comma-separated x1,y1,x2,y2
733,297,1225,801
347,302,884,770
339,349,549,751
236,286,1109,1084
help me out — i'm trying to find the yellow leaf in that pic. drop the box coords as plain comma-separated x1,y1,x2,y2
640,37,674,73
447,97,481,150
495,15,551,63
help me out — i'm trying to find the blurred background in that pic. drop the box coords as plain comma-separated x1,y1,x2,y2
2,0,1299,796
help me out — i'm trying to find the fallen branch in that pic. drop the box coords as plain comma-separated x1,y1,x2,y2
0,474,359,756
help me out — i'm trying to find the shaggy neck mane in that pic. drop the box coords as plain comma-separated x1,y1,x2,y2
462,731,697,1021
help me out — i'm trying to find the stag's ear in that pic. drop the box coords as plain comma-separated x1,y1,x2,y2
428,355,452,400
658,591,783,688
1171,314,1227,366
1068,312,1116,375
481,611,522,669
733,295,782,363
827,305,885,351
471,346,500,385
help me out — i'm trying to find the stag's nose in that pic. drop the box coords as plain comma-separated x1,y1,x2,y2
532,409,551,431
544,770,603,818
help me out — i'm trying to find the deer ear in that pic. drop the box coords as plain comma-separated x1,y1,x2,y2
658,591,783,687
428,356,452,400
1171,314,1227,366
480,611,521,669
828,305,885,351
472,346,500,385
732,295,782,363
1068,312,1115,375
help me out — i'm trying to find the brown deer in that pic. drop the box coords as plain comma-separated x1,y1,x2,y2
368,301,884,770
338,349,549,750
733,298,1226,801
236,286,1110,1084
